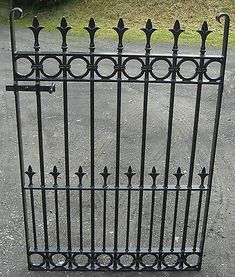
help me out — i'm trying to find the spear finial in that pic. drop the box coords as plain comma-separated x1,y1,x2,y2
57,17,71,52
50,166,60,187
25,165,36,187
75,166,86,187
84,18,100,51
198,167,209,188
113,18,128,53
197,21,212,54
149,167,160,187
141,19,157,53
124,166,136,187
28,16,44,51
100,166,111,188
173,167,184,188
169,20,184,54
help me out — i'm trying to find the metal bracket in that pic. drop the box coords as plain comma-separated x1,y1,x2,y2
6,83,55,94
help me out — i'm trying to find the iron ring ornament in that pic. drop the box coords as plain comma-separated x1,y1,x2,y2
7,7,230,272
184,253,200,268
67,56,90,78
161,253,180,268
122,57,145,79
117,253,136,268
140,253,158,268
39,55,63,78
15,56,35,78
50,253,68,267
29,253,46,268
203,59,223,81
73,253,90,268
95,253,113,268
95,56,118,79
177,58,200,81
150,57,172,80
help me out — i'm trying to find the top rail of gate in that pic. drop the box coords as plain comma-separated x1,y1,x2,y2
7,8,230,86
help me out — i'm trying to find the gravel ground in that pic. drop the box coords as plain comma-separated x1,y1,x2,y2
0,22,235,277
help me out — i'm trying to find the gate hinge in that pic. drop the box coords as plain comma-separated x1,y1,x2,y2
6,83,55,94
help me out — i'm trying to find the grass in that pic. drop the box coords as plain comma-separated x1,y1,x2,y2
3,0,235,46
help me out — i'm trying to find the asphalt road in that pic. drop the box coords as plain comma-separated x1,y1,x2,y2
0,23,235,277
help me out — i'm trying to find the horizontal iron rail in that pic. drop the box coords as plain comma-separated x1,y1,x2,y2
14,78,221,85
14,51,224,60
29,247,201,254
24,184,209,191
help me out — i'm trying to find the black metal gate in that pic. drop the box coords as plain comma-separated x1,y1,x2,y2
7,8,230,271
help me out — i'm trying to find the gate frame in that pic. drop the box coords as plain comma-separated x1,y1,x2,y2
7,7,230,271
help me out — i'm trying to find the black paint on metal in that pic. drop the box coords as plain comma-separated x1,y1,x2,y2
7,8,229,271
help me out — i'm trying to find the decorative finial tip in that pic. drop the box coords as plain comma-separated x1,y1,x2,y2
118,18,125,29
32,16,40,28
89,17,96,28
60,16,67,28
202,21,209,31
146,18,153,30
174,19,180,30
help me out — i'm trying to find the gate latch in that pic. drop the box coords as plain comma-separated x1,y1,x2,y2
6,83,55,94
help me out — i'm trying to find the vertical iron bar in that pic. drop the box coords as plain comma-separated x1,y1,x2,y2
30,188,37,250
79,188,83,251
57,18,72,264
84,20,99,264
136,52,150,255
84,17,99,267
50,166,61,251
125,189,131,251
170,189,179,251
113,18,127,267
90,38,95,269
160,52,177,252
62,37,72,257
113,22,128,266
171,168,184,252
200,14,230,257
36,86,49,264
29,17,50,266
136,20,155,266
9,8,31,268
181,64,203,252
54,189,60,250
163,54,177,184
113,53,121,269
100,167,110,252
148,167,159,251
193,168,208,251
148,189,155,251
102,189,107,251
182,22,211,253
36,84,49,252
193,190,203,251
14,91,31,265
160,21,183,255
35,72,48,244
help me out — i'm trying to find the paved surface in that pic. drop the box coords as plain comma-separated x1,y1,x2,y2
0,23,235,277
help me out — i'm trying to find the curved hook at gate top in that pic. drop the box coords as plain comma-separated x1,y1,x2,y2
9,8,23,54
216,12,230,57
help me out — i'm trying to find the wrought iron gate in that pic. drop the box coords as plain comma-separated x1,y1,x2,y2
7,8,229,271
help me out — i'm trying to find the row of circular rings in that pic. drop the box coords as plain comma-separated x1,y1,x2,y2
30,252,199,269
16,56,222,82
